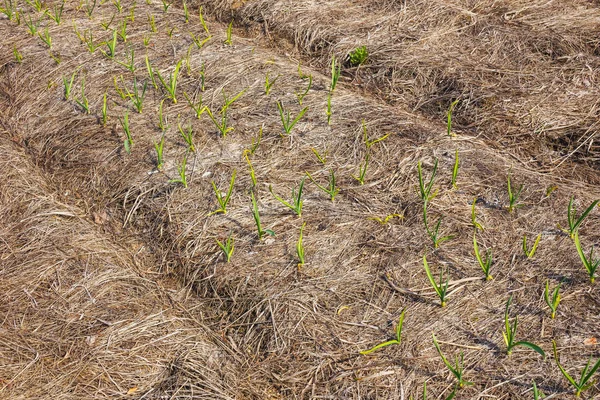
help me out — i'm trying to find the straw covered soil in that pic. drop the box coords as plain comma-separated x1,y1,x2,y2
0,0,599,399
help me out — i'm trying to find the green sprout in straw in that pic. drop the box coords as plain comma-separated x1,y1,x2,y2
311,147,327,164
446,99,459,137
119,112,133,154
423,205,453,249
543,280,561,319
296,75,312,105
418,158,438,203
264,72,279,95
502,296,545,358
183,92,205,119
451,149,459,189
224,20,233,45
251,192,274,240
154,134,165,170
506,170,524,213
63,69,78,100
432,333,473,388
170,154,188,188
209,170,236,215
306,169,339,201
573,231,599,284
522,233,541,259
552,340,600,397
532,381,545,400
352,152,369,185
471,198,484,231
473,234,492,280
565,197,598,239
155,60,182,104
178,123,195,153
216,233,234,262
360,309,405,355
423,255,449,307
296,222,306,267
277,101,308,135
247,125,263,155
75,76,90,114
269,178,304,217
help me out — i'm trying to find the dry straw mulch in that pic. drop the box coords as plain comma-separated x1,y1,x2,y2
0,0,599,399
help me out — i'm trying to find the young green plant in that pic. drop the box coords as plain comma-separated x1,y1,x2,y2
145,55,158,89
423,205,453,249
471,198,484,231
170,154,188,188
306,169,339,201
348,46,368,67
155,60,182,103
277,101,308,135
116,47,135,73
116,19,127,42
311,147,327,164
224,20,233,45
418,158,438,203
447,99,459,137
119,112,133,154
532,381,545,400
352,152,369,185
423,255,449,307
178,123,195,153
154,134,165,170
25,15,40,35
206,88,246,137
75,76,90,114
296,75,312,105
158,99,168,132
13,46,22,63
269,178,304,217
247,125,263,155
502,296,545,357
101,30,118,58
62,69,78,100
330,54,341,92
244,151,257,187
573,231,599,284
38,27,52,48
522,233,541,259
552,340,600,397
451,149,459,189
209,170,236,215
264,72,278,95
473,234,492,280
507,171,524,212
198,6,209,35
360,309,405,355
544,280,561,319
46,0,64,24
432,333,472,388
251,192,274,240
216,234,234,262
566,197,599,239
183,92,205,119
128,77,147,113
296,222,306,267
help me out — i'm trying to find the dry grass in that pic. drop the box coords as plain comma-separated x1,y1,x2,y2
1,0,599,399
199,0,600,167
